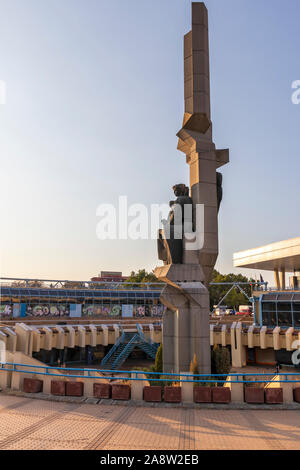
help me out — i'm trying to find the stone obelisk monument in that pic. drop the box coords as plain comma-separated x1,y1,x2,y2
155,2,229,373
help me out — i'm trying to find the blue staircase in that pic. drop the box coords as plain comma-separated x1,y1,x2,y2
100,324,159,370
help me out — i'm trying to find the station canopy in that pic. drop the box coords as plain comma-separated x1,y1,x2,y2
233,237,300,272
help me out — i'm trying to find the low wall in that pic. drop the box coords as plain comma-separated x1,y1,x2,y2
1,359,300,407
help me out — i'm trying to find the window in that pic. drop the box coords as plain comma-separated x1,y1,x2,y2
294,310,300,328
262,302,277,326
262,311,277,327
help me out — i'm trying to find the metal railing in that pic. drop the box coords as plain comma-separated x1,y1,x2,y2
1,362,300,384
0,277,163,291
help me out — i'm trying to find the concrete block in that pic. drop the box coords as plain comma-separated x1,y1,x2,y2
212,387,231,404
164,386,182,403
51,380,66,396
65,381,84,397
244,387,264,404
265,388,283,404
143,386,162,403
93,383,111,399
23,378,43,394
194,386,212,403
111,384,131,401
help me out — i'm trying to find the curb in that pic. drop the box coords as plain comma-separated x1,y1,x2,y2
2,390,300,410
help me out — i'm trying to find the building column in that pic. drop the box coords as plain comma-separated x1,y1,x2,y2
280,269,286,290
274,269,280,289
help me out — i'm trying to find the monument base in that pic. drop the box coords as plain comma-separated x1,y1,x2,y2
155,264,211,374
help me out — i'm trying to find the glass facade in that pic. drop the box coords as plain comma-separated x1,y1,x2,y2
0,285,165,319
260,293,300,328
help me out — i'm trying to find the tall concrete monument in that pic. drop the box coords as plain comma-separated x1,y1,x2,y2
155,2,229,373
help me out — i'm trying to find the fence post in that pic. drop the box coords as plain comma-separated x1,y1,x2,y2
180,372,194,403
11,364,21,391
130,373,149,401
43,372,52,394
84,370,94,398
0,367,9,390
225,375,244,403
280,375,299,404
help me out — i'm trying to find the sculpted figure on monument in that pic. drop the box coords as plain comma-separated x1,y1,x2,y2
216,172,223,213
157,184,193,265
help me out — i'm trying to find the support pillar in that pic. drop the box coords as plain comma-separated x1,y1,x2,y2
225,375,244,403
274,269,280,290
280,269,286,290
156,264,211,374
180,372,194,403
162,309,175,373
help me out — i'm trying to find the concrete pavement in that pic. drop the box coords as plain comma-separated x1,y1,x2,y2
0,395,299,450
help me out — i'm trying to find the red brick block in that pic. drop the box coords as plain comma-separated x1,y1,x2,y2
293,388,300,403
65,381,84,397
111,384,131,400
93,383,111,399
212,387,231,404
164,386,182,403
265,388,283,404
23,378,43,393
51,380,66,396
244,387,265,404
194,386,212,403
143,386,162,402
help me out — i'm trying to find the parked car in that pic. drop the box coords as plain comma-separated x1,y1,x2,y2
225,308,235,315
236,305,252,315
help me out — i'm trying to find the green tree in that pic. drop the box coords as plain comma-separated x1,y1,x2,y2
209,270,255,310
125,269,163,287
211,345,231,386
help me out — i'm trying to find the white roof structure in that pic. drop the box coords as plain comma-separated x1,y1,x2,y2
233,237,300,272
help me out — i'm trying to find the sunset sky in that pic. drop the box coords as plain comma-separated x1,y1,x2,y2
0,0,299,284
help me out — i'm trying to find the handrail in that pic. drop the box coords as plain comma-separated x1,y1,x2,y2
111,335,137,369
1,362,300,384
100,332,124,366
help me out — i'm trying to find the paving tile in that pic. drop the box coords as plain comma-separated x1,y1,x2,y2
0,396,299,450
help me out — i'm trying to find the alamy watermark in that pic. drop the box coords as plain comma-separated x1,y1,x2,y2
0,80,6,105
291,80,300,105
96,196,205,250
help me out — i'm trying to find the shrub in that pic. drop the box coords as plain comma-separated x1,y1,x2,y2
154,344,163,373
189,353,199,376
211,345,231,387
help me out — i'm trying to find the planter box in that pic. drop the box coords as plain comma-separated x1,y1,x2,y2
51,380,66,396
111,384,131,401
194,386,212,403
293,388,300,403
65,381,84,397
244,387,265,404
23,378,43,393
143,386,162,402
93,383,111,399
164,386,182,403
212,387,231,404
265,388,283,404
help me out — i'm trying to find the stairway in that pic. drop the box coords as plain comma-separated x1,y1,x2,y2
100,325,159,370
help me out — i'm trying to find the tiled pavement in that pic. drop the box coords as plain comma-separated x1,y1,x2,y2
0,395,299,450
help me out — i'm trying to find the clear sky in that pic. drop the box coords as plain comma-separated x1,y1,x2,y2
0,0,299,284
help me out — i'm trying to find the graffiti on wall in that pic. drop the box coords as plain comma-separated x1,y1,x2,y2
0,305,12,317
27,305,70,317
82,305,122,316
0,303,166,318
81,304,165,317
151,305,166,317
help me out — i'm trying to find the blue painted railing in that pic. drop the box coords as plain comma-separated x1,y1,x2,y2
1,362,300,384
